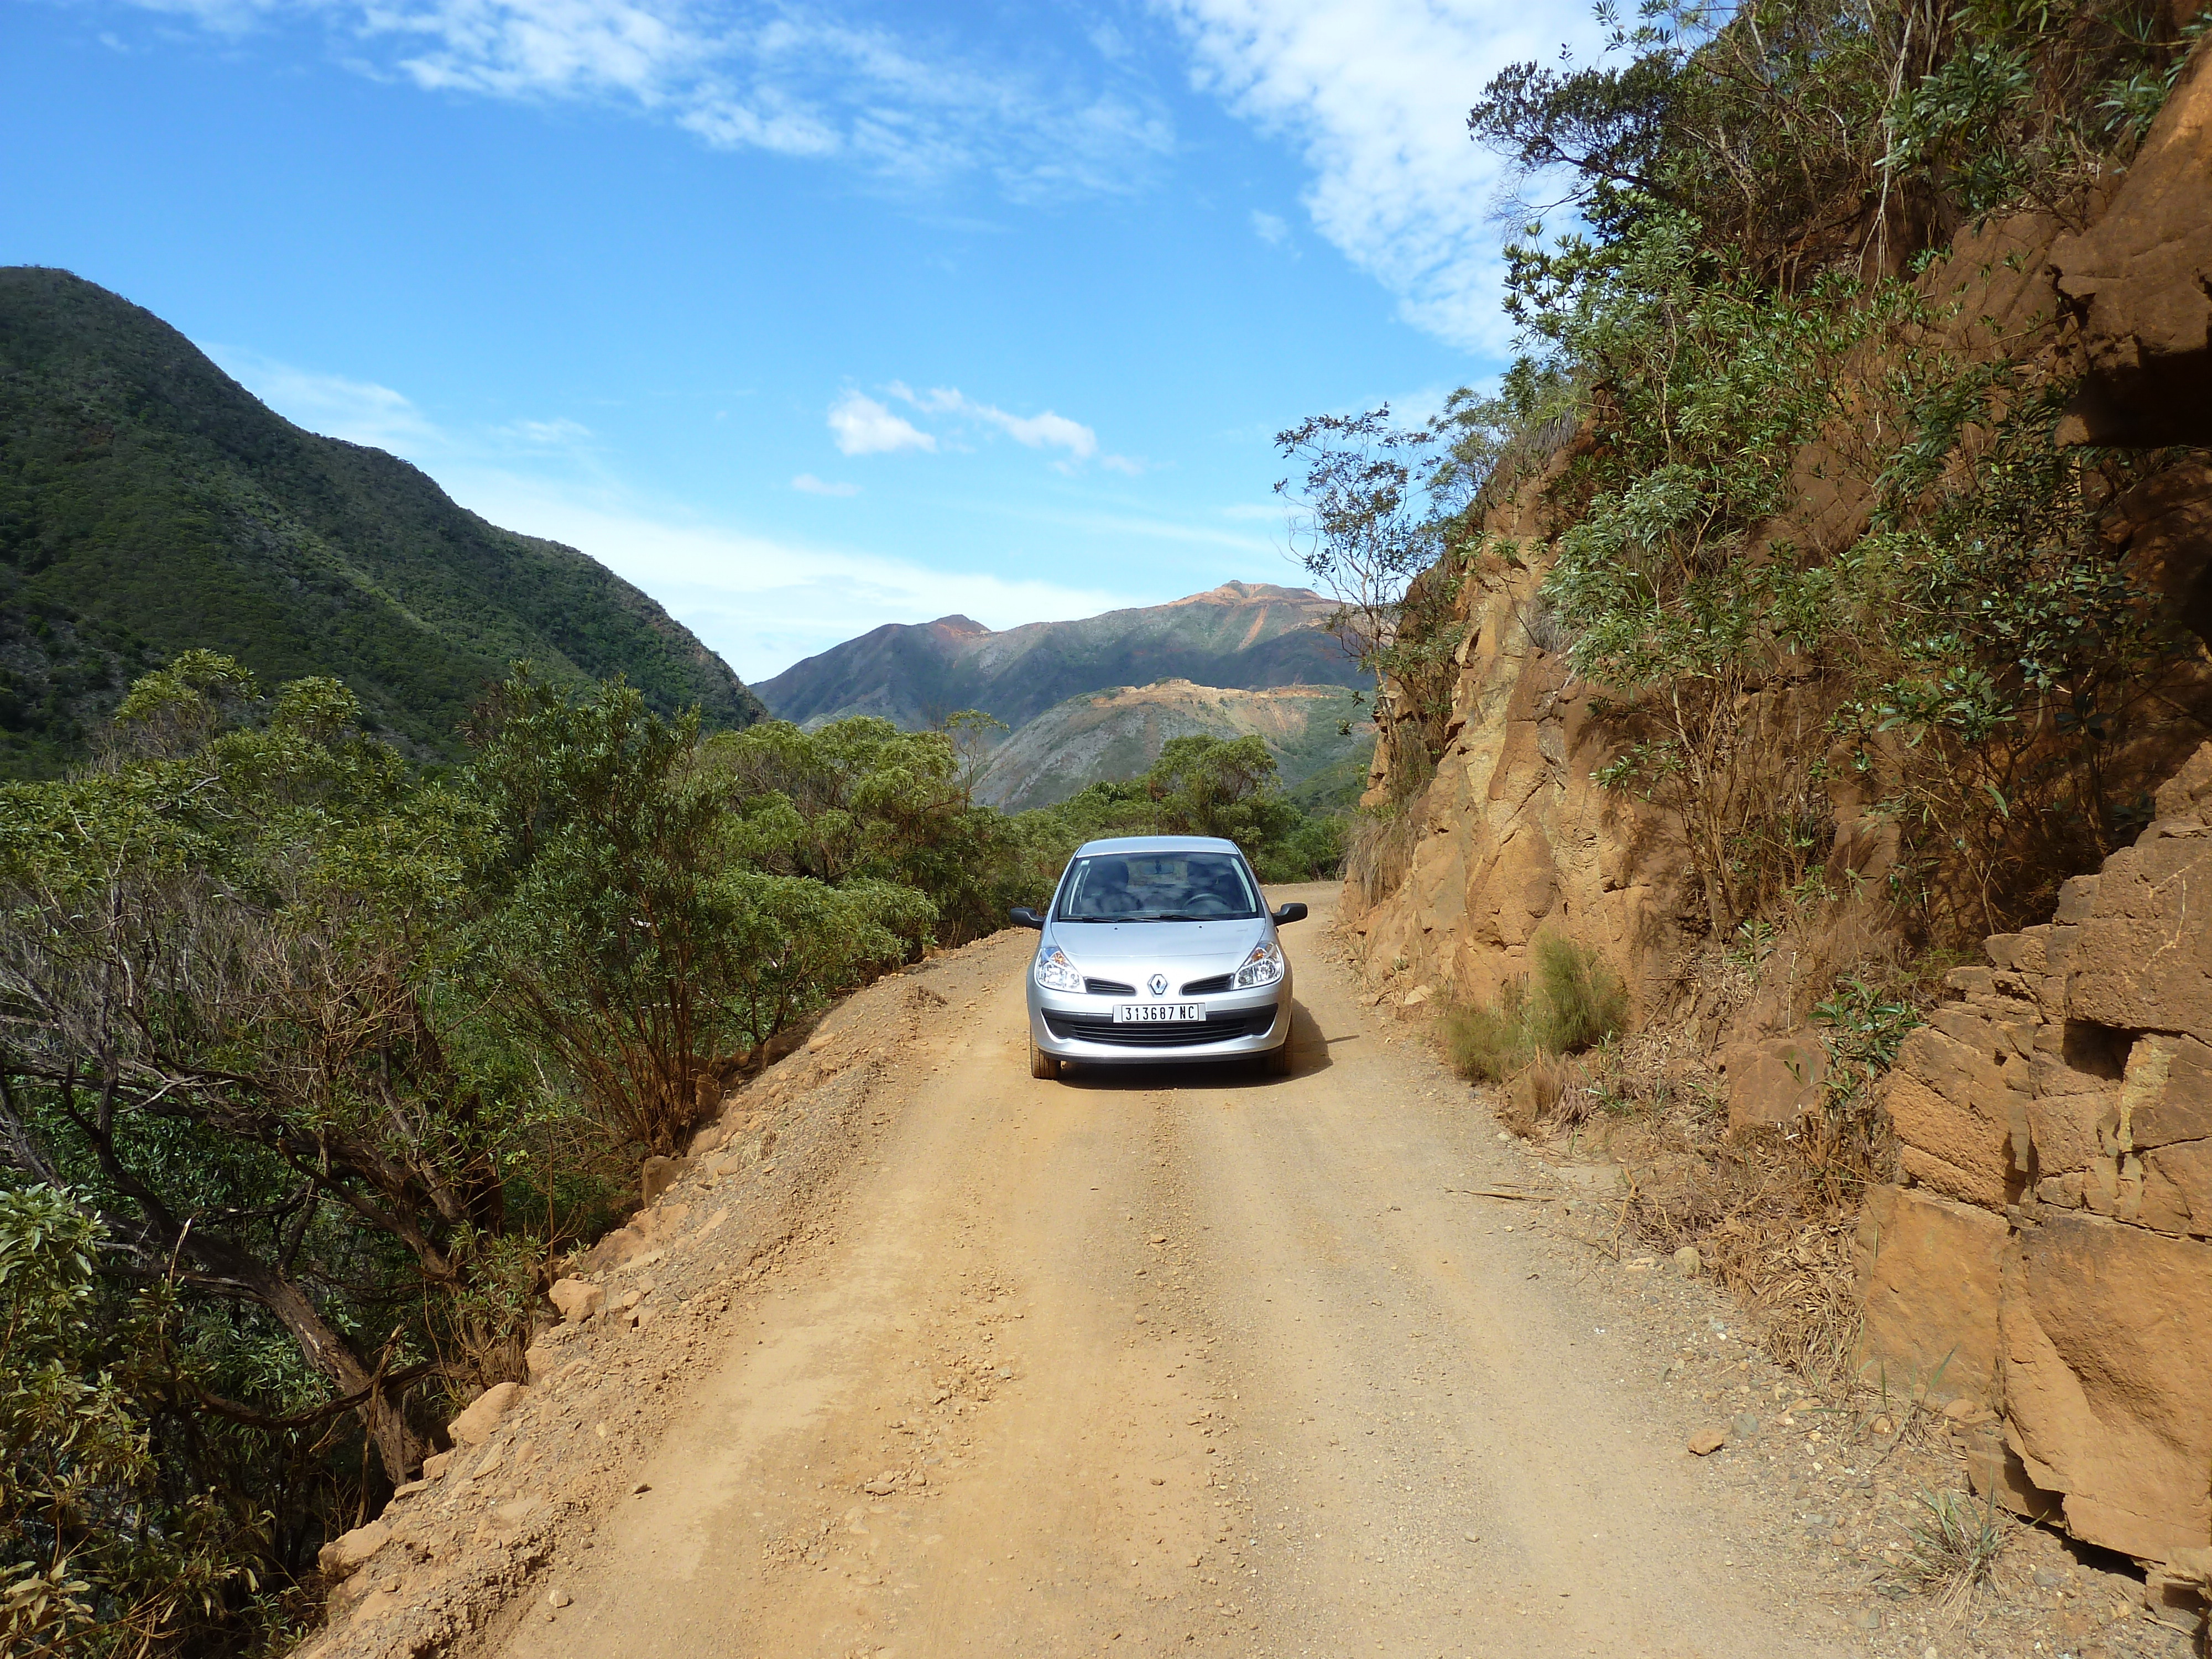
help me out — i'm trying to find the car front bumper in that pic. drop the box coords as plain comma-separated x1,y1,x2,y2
1026,974,1291,1064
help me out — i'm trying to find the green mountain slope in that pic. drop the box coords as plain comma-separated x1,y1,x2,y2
977,679,1373,813
0,267,764,777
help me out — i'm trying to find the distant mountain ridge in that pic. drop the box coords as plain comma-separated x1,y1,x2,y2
755,581,1361,732
977,679,1372,813
0,267,764,778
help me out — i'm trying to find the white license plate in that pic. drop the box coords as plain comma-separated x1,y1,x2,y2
1114,1002,1204,1024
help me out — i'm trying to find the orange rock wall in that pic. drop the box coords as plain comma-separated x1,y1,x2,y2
1340,439,1704,1019
1861,746,2212,1565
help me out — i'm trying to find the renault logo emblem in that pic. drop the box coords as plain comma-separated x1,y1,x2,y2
1147,973,1170,997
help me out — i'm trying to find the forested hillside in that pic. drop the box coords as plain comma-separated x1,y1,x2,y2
0,268,765,777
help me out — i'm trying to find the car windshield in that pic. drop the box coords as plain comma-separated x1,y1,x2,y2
1055,852,1262,922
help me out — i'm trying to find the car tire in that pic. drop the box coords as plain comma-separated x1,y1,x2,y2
1030,1039,1061,1080
1264,1034,1295,1077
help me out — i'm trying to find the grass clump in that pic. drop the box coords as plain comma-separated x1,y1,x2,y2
1442,936,1627,1083
1527,934,1630,1055
1899,1488,2008,1616
1443,980,1534,1082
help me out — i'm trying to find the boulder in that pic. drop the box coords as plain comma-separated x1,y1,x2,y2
447,1380,528,1449
640,1155,687,1206
2124,1034,2212,1235
581,1226,649,1274
1855,1184,2007,1401
2067,831,2212,1035
1999,1211,2212,1563
2125,1034,2212,1151
1717,1035,1827,1132
2051,50,2212,447
548,1277,604,1323
2153,740,2212,820
2138,1139,2212,1237
1881,1022,2024,1209
316,1520,390,1582
632,1202,689,1244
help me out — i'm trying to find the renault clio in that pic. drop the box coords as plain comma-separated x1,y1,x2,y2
1009,835,1306,1079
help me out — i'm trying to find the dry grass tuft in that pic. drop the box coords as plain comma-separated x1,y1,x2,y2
1512,1018,1897,1391
1347,795,1427,906
1441,983,1532,1082
1896,1488,2010,1618
1439,936,1630,1087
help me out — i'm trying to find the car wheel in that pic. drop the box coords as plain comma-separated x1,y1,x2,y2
1030,1039,1061,1080
1264,1035,1295,1077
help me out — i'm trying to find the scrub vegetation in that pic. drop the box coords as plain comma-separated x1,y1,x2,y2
1441,936,1632,1083
0,656,1336,1656
1292,0,2212,953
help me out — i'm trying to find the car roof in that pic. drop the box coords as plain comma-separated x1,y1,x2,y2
1072,835,1244,857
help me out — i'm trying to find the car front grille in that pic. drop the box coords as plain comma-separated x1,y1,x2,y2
1041,1010,1277,1048
1180,973,1233,996
1083,977,1136,996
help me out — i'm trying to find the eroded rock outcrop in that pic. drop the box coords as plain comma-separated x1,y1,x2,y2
1343,449,1702,1019
1859,747,2212,1566
2053,46,2212,449
1354,38,2212,1578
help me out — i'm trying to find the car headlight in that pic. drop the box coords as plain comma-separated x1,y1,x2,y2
1234,940,1284,989
1034,944,1085,993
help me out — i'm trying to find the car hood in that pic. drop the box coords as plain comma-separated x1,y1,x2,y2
1047,919,1269,974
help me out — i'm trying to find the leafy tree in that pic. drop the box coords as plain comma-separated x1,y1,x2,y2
1470,0,2200,288
0,653,524,1484
703,714,1024,947
1,1186,260,1659
1143,735,1300,848
466,682,931,1155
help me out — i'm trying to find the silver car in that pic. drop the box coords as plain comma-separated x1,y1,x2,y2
1010,834,1307,1079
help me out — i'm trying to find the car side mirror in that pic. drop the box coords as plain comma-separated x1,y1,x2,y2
1271,902,1308,926
1009,906,1045,930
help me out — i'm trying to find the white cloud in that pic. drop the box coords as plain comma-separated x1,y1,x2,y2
891,384,1098,460
123,0,1173,201
204,345,442,453
1100,453,1145,476
1250,208,1288,244
828,391,937,456
500,416,594,444
1160,0,1587,353
195,343,1163,678
442,472,1141,680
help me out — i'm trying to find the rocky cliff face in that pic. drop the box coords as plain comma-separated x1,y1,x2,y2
1860,748,2212,1573
1350,42,2212,1580
1858,53,2212,1588
1341,439,1704,1023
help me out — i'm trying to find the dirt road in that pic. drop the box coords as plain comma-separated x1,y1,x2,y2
493,884,1850,1658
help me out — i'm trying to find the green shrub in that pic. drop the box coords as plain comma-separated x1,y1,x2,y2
1442,983,1533,1082
1527,935,1631,1056
1442,936,1628,1083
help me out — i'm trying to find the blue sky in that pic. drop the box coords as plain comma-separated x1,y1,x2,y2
4,0,1584,681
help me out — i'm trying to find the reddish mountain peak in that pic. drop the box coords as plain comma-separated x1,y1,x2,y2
1167,580,1327,608
927,614,992,636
